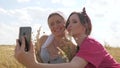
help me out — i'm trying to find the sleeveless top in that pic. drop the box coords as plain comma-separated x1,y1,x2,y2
39,34,66,64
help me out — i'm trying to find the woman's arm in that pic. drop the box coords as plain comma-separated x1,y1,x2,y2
14,37,88,68
33,56,88,68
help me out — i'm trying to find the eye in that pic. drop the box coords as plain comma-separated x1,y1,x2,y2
72,20,77,23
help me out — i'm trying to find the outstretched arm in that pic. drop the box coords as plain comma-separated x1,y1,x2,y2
33,57,87,68
14,37,88,68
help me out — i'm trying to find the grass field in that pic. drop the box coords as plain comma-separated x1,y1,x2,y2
0,45,25,68
0,45,120,68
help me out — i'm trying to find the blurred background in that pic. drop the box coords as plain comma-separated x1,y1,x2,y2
0,0,120,47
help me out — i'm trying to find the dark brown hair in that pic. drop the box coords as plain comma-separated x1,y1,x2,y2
66,7,92,35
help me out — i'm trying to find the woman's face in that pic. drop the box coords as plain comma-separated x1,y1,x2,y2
67,14,86,36
48,15,65,36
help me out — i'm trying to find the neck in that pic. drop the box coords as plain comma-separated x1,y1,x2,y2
54,34,66,41
73,34,87,45
53,34,66,47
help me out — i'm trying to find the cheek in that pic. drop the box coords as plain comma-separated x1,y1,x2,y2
72,24,81,34
50,24,65,33
73,24,79,29
59,23,65,29
49,26,54,33
73,27,79,33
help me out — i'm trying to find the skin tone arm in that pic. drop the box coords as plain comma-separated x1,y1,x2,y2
14,37,88,68
34,57,87,68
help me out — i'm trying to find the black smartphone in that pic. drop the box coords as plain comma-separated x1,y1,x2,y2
19,27,32,51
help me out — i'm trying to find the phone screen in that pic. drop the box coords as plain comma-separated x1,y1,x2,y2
19,27,31,51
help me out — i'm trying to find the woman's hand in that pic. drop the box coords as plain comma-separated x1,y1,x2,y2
14,37,37,68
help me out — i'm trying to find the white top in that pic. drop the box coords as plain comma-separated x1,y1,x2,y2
40,34,66,63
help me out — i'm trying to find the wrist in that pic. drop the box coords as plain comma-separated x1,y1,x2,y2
26,60,38,68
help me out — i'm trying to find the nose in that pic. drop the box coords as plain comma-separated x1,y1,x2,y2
52,23,58,28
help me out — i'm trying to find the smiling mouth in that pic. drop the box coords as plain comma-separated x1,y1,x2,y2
54,29,60,32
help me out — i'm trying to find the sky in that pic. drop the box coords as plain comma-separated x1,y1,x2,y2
0,0,120,47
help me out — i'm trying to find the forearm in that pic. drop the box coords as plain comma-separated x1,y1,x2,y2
31,56,87,68
28,62,79,68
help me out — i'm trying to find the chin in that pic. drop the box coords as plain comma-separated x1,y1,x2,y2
55,33,64,36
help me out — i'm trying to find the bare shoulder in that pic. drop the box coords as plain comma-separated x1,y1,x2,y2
36,35,49,51
39,35,48,41
38,35,49,46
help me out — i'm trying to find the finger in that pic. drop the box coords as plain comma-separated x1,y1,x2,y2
21,36,25,51
29,41,35,53
15,39,20,52
14,39,20,58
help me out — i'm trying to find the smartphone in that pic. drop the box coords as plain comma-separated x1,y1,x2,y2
19,27,32,51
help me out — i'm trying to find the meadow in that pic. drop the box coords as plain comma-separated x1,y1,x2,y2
0,45,25,68
0,45,120,68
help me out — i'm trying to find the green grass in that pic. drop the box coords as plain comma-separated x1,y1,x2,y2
0,45,120,68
